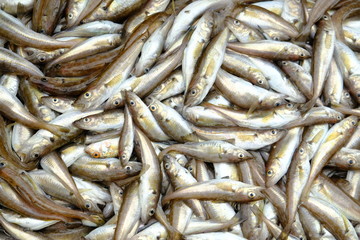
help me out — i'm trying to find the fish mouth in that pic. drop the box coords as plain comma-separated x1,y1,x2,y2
16,152,28,163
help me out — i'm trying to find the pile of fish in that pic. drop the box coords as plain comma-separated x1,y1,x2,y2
0,0,360,239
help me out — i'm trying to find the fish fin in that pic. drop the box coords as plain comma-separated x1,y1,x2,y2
257,25,272,40
247,102,259,116
250,205,264,220
296,26,311,42
300,98,316,114
44,124,70,136
278,224,292,240
17,3,27,19
225,138,237,145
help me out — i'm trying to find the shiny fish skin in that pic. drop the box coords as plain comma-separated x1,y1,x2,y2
148,98,202,142
0,47,44,77
0,85,69,135
184,28,229,107
182,11,214,95
134,127,161,223
215,69,286,110
159,140,253,163
0,9,79,50
228,40,310,61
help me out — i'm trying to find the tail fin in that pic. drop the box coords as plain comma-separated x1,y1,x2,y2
300,98,317,114
44,124,70,136
278,223,292,240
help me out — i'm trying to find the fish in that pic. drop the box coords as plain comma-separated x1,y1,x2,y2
0,9,80,50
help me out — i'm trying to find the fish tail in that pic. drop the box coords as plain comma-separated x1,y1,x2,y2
278,224,292,240
226,211,246,228
44,124,70,136
300,98,316,114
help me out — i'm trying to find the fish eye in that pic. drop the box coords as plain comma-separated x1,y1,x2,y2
323,15,328,20
273,37,279,41
119,190,123,195
248,192,256,199
282,61,287,65
125,165,132,171
345,92,350,97
238,153,244,159
121,154,127,159
275,102,281,107
68,13,73,19
0,162,6,168
188,166,193,172
144,68,150,73
129,100,136,106
300,53,305,57
271,129,277,135
233,20,240,25
113,100,120,106
164,163,170,169
190,89,197,95
258,80,263,84
85,202,91,209
267,169,274,176
84,92,91,98
287,103,293,107
299,148,304,154
149,208,155,216
357,93,360,97
351,121,356,125
52,98,58,103
33,153,39,159
348,159,355,165
149,105,157,111
39,56,46,62
92,152,100,158
83,118,90,123
337,115,342,120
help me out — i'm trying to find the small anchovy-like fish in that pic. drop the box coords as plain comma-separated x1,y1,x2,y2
0,85,69,135
0,9,79,50
0,47,44,77
159,140,253,163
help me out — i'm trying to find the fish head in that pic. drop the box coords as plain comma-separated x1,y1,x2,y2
41,96,75,112
265,129,287,141
82,213,105,227
125,91,144,114
73,115,98,130
124,161,143,176
235,149,253,161
104,94,125,110
83,199,102,214
261,95,287,109
73,88,101,110
163,154,180,177
265,160,282,188
245,186,266,202
148,98,165,119
184,85,202,107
